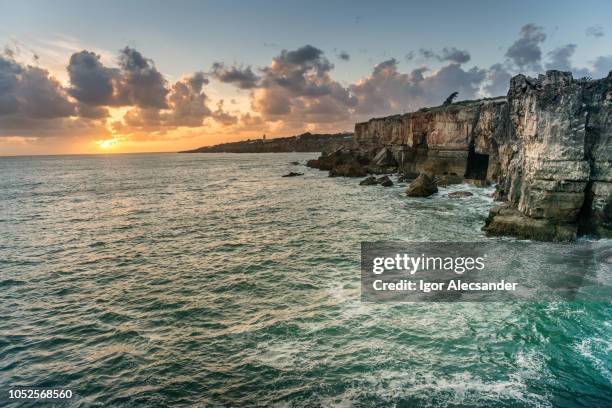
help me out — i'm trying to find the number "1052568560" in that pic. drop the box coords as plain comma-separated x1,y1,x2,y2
9,389,73,399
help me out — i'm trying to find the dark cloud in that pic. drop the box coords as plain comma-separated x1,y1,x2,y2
439,47,471,64
253,45,356,125
3,46,16,59
418,48,436,59
117,47,168,109
483,63,512,96
337,51,350,61
586,25,604,38
77,103,109,119
591,55,612,78
0,56,22,116
417,47,471,64
0,55,111,139
164,71,211,126
505,24,546,71
114,71,213,133
67,50,119,105
545,44,577,72
68,48,170,110
543,44,609,79
349,58,486,116
0,56,74,120
210,62,259,89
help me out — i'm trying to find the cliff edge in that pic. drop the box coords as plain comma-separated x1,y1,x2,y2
309,70,612,241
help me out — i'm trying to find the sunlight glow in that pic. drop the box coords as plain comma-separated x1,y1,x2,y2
96,138,120,150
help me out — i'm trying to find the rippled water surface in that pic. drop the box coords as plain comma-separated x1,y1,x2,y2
1,153,610,407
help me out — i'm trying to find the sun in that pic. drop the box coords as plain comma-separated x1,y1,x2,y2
96,138,120,150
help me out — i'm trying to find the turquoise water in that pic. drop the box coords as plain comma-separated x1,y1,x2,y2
0,153,610,407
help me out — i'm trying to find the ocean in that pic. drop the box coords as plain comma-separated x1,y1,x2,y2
0,152,610,407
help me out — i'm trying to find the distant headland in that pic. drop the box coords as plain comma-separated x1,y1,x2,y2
180,132,353,154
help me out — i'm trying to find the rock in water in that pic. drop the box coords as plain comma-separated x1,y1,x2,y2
448,191,473,198
329,163,367,178
282,172,303,177
289,161,300,165
359,176,378,186
406,173,438,197
377,175,393,187
483,204,576,241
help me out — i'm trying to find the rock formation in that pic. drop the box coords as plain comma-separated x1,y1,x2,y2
308,70,612,241
405,173,438,197
359,175,394,187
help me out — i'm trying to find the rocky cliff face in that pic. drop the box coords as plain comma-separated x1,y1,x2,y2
485,71,612,240
313,70,611,241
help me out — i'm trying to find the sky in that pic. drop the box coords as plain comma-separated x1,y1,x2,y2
0,0,611,155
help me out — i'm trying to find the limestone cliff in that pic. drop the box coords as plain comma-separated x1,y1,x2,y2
313,70,612,241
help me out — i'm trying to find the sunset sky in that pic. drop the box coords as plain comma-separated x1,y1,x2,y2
1,0,611,155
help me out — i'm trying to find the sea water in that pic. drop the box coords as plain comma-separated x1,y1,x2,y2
0,153,610,406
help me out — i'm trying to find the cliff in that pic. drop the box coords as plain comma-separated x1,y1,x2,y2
180,132,353,154
310,70,612,241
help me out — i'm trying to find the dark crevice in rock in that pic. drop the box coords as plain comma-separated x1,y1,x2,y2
464,141,489,180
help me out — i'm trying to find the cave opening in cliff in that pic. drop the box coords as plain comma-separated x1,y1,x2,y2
464,141,489,180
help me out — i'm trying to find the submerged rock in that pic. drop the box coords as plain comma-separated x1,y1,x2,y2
398,172,418,183
289,161,300,165
359,176,378,186
406,173,438,197
282,172,303,177
448,191,473,198
377,175,394,187
360,175,394,187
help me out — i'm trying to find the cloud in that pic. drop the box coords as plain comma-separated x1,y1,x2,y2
418,48,435,59
418,47,471,64
349,58,486,116
543,44,610,79
117,47,168,109
591,55,612,78
545,44,577,72
68,47,170,111
0,55,101,138
505,23,546,71
337,51,350,61
586,25,604,38
212,100,238,126
164,71,211,126
112,71,213,134
483,63,512,96
67,50,119,106
13,66,75,118
252,45,356,126
210,62,259,89
439,47,471,64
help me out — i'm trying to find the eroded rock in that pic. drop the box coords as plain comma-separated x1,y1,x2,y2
448,191,473,198
406,173,438,197
377,175,393,187
359,176,378,186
